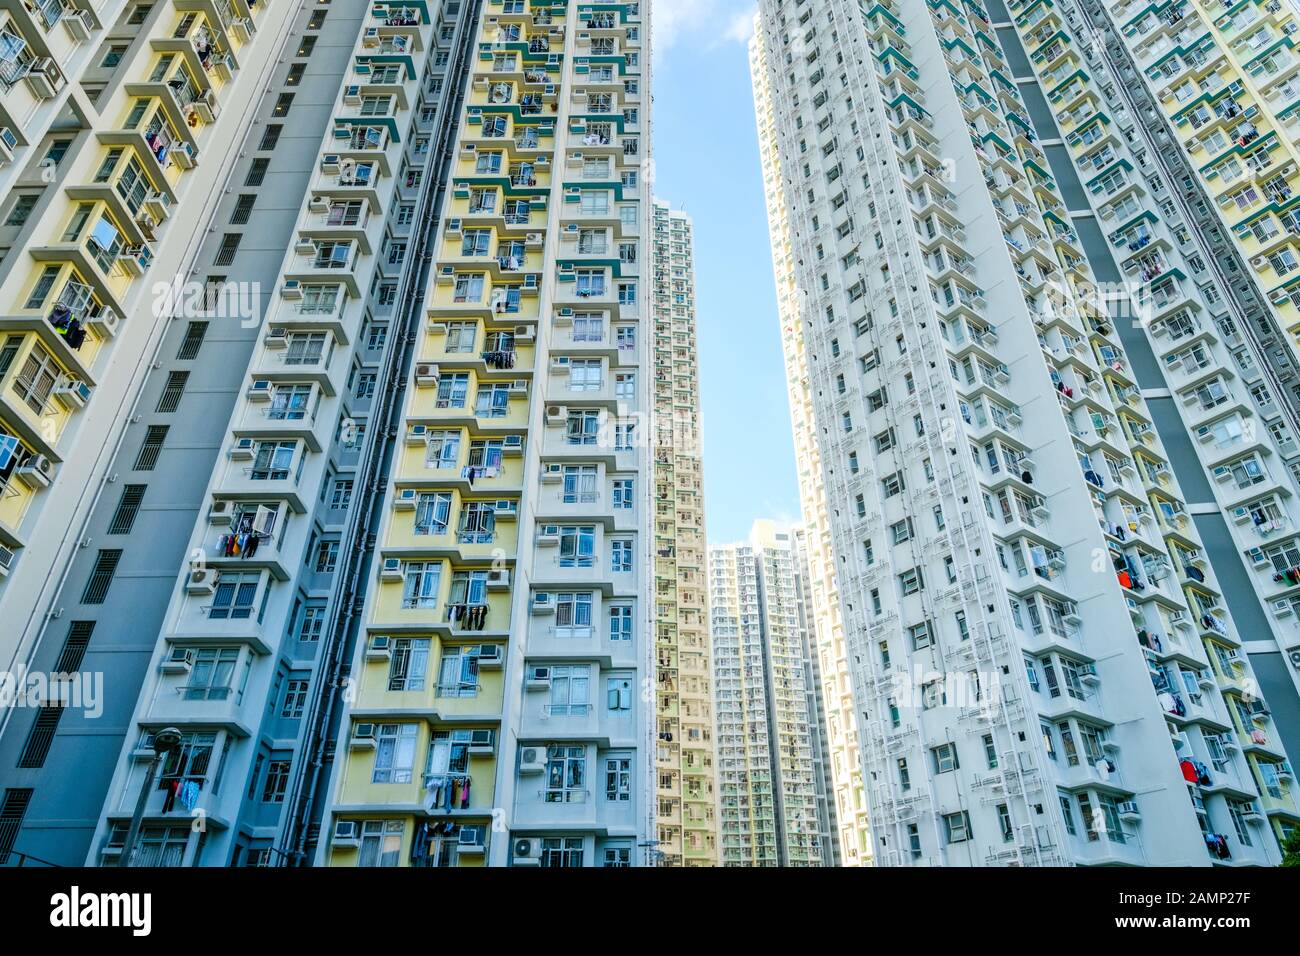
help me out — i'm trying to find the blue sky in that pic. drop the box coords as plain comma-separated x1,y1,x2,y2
650,1,802,543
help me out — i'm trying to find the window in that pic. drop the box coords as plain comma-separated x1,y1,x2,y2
134,426,169,471
549,665,589,716
358,820,404,867
4,195,36,226
210,573,258,619
540,836,583,867
545,745,586,802
611,539,633,572
607,677,632,712
605,756,632,800
12,344,59,415
559,526,596,567
81,549,122,605
230,195,256,225
177,322,208,360
101,45,129,68
259,125,282,150
297,604,326,642
261,761,290,803
272,93,294,117
156,371,189,412
401,561,441,609
612,479,633,509
372,724,418,783
214,234,241,266
943,811,971,844
390,637,430,692
314,540,339,573
18,708,63,769
281,680,308,719
931,742,959,774
555,591,593,637
108,485,146,535
609,604,632,641
245,158,270,187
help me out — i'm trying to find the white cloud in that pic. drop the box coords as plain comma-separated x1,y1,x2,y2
724,9,756,45
653,0,757,57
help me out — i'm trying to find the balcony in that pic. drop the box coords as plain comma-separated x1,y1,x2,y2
284,242,362,296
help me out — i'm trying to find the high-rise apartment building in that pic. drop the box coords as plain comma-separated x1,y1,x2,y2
752,0,1299,865
312,0,655,869
0,0,430,866
650,200,718,865
0,0,656,870
709,520,836,866
751,17,874,867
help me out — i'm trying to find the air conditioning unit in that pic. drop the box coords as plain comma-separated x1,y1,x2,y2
187,567,217,595
191,90,219,124
246,380,273,402
160,646,195,675
0,545,14,578
476,644,503,668
549,355,571,371
530,592,554,614
321,154,341,175
88,308,119,337
541,463,562,483
1271,599,1293,618
309,196,330,214
280,279,303,300
394,488,418,510
172,142,196,169
264,328,288,349
1288,648,1300,671
545,405,567,426
405,424,429,445
343,85,362,106
503,434,525,455
508,380,529,395
415,363,440,386
444,218,462,235
16,455,54,488
494,499,518,517
295,237,318,256
25,58,64,98
229,437,256,460
1117,800,1140,821
380,558,403,581
514,325,535,342
487,567,510,590
513,836,543,864
469,729,496,754
349,723,377,750
518,744,546,771
458,828,486,853
366,635,392,661
332,820,360,846
0,126,15,164
53,379,92,409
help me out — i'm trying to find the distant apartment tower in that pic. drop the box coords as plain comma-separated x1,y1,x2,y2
709,520,835,866
752,0,1299,865
650,200,718,865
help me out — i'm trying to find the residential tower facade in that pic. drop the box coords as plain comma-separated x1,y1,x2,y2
650,199,718,865
752,0,1299,865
